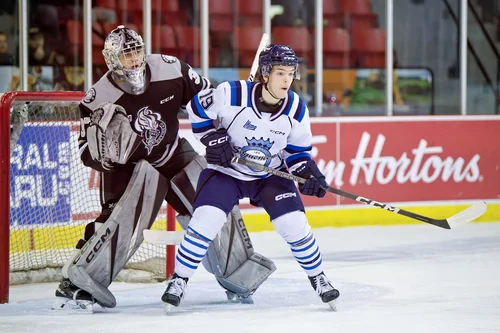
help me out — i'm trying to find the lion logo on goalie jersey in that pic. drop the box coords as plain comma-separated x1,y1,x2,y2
240,137,275,170
134,107,166,154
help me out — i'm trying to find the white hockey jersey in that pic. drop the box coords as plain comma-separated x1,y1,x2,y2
186,80,313,181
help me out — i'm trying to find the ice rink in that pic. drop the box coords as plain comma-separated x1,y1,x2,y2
1,222,499,333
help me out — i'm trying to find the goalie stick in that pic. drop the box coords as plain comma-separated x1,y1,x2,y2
143,33,270,246
231,157,487,230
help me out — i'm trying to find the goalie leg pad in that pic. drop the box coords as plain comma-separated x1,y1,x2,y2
177,207,276,298
66,160,168,308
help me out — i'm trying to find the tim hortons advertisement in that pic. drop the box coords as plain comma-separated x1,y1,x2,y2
300,118,500,207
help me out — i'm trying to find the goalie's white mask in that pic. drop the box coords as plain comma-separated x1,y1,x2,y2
103,25,146,95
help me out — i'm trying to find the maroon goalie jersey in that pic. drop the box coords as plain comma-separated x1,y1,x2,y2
78,54,210,172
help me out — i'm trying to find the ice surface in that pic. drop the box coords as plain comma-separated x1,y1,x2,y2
1,223,499,333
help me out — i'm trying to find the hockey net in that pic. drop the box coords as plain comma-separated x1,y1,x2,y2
0,91,175,303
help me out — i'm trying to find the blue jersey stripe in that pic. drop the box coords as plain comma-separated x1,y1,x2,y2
229,81,236,105
192,124,215,134
234,80,242,105
283,91,295,116
190,98,210,119
286,152,311,163
247,81,253,107
285,144,313,153
294,98,306,122
286,155,310,168
229,81,243,106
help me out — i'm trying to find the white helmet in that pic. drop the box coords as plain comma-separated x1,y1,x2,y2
102,25,146,92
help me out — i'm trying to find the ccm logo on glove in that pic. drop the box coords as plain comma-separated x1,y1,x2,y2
207,136,228,146
201,129,233,167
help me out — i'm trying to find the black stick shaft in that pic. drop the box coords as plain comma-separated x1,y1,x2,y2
231,157,451,229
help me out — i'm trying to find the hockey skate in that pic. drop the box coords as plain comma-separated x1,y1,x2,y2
161,273,188,314
52,279,95,313
308,272,340,311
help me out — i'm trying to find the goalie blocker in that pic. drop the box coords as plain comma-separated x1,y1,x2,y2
60,158,275,309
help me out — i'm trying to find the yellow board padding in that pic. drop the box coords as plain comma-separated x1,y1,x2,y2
10,219,170,253
10,225,85,253
10,203,500,253
240,203,500,232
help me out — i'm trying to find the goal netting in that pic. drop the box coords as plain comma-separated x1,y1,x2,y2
1,92,174,301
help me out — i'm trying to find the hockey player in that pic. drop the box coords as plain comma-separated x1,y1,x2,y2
53,26,275,312
162,44,340,311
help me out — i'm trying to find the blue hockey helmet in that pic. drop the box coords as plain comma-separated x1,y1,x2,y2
258,44,300,80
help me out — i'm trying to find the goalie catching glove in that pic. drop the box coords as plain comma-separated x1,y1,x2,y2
200,128,233,167
87,102,138,169
292,159,327,198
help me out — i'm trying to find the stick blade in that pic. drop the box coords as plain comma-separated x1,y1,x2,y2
445,201,487,228
143,230,186,245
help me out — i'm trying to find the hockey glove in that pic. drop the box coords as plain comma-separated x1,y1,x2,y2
292,159,327,198
201,128,233,167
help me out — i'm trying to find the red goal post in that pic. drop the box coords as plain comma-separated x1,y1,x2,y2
0,91,176,303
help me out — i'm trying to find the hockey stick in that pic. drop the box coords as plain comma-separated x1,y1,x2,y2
144,229,185,245
231,157,487,230
247,33,269,82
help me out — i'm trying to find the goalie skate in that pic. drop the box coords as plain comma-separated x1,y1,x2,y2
309,272,340,311
225,290,254,304
51,279,95,313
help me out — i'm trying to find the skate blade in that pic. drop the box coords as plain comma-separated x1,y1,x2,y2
163,302,175,314
52,297,94,313
327,299,338,311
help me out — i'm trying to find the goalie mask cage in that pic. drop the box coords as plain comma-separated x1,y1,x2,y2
0,91,176,303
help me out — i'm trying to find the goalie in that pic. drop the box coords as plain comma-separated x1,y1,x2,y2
52,25,275,312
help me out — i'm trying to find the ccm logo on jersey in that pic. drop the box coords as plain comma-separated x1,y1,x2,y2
160,95,174,104
275,192,297,201
208,136,228,146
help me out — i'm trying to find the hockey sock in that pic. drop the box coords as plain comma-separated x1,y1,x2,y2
174,227,211,278
289,232,324,277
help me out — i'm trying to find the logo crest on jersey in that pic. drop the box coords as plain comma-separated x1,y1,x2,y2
243,120,257,131
134,107,167,154
161,55,177,63
83,88,96,103
240,137,274,169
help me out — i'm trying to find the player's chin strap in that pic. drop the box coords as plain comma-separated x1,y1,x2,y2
263,81,282,102
170,156,277,299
